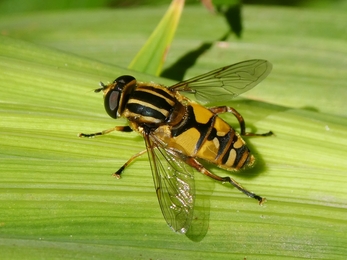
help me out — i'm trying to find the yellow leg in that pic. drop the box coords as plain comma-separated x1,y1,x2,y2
79,125,146,178
79,126,133,138
113,150,147,178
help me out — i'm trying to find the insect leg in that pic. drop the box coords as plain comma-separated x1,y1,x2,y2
208,106,273,137
113,149,147,178
79,126,133,138
185,156,266,204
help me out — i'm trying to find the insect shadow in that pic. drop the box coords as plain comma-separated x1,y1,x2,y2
185,169,214,242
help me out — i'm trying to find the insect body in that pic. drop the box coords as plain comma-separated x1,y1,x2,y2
80,59,273,233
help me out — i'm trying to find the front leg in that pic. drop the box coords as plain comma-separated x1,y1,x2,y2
209,106,273,137
79,125,146,178
79,126,133,138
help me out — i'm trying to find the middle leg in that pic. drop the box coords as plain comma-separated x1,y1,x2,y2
113,149,147,178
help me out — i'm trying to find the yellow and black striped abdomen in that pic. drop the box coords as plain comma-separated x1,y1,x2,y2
123,83,176,125
170,102,253,170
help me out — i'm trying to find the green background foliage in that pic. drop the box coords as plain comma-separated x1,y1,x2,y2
0,1,347,259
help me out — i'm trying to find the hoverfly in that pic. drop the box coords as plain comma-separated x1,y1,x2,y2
79,59,273,234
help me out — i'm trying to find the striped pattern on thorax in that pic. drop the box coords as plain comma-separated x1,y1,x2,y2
124,83,176,124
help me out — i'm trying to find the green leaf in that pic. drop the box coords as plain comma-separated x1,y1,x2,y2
128,0,185,76
1,5,347,259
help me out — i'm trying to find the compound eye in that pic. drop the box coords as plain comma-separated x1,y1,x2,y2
104,89,120,119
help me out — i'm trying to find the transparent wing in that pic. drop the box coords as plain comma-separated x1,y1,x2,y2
169,59,272,103
144,133,195,234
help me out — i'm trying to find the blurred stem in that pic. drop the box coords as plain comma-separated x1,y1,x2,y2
128,0,185,76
